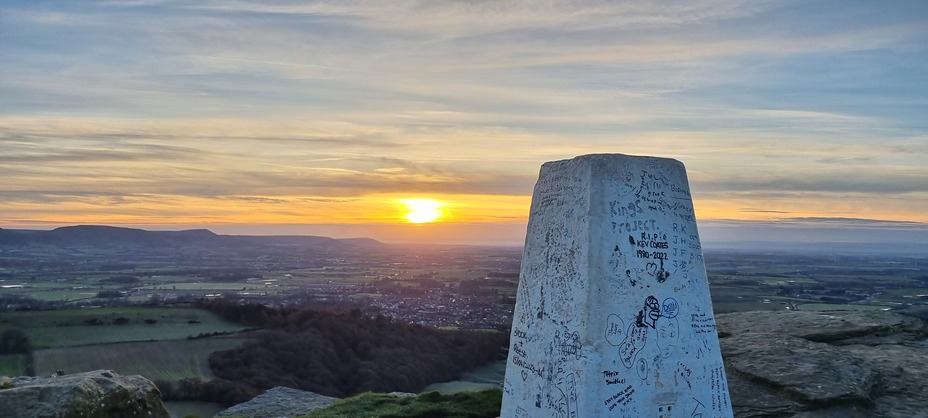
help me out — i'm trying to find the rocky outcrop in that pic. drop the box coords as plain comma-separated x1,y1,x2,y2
717,310,928,417
216,386,340,417
0,369,169,418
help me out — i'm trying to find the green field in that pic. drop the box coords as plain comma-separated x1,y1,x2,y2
0,354,29,376
33,335,247,381
798,303,892,312
1,281,108,302
713,301,784,313
304,389,503,418
138,282,263,291
0,306,249,348
163,401,225,418
424,360,506,394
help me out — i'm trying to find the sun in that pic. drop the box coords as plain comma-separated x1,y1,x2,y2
399,199,444,223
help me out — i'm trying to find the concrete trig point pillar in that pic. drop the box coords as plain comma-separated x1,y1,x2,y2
501,154,732,418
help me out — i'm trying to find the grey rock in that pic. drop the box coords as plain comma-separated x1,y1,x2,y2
722,333,878,404
717,310,927,344
844,344,928,418
0,369,169,418
726,372,804,418
216,386,339,418
716,310,928,418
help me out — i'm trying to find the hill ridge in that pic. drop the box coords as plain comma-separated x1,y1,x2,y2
0,225,386,250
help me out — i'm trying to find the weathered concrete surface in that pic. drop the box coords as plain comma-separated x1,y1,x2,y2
501,154,732,417
0,369,169,418
717,310,928,417
216,386,340,417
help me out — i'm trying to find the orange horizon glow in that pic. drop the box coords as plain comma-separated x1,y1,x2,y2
3,190,927,247
3,191,928,228
0,193,534,227
2,176,926,247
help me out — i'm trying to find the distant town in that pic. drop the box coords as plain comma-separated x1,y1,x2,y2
2,226,928,326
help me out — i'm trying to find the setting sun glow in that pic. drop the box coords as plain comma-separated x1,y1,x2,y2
400,199,444,224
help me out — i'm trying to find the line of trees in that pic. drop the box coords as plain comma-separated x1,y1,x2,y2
0,328,29,354
0,328,35,376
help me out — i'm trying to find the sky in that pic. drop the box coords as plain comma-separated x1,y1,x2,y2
1,0,927,246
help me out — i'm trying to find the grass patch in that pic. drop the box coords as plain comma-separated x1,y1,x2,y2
712,301,784,314
424,360,506,394
6,288,98,302
163,401,225,418
32,335,247,381
138,282,260,291
303,389,503,418
0,354,28,376
0,307,248,348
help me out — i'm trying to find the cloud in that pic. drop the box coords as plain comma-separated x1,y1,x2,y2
180,0,784,34
0,116,541,200
0,143,206,164
3,112,925,204
701,217,928,232
779,217,928,229
2,0,927,232
697,172,927,195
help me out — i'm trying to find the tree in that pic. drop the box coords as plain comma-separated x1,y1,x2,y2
0,328,30,354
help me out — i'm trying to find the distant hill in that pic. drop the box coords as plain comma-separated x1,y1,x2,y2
336,237,387,248
0,225,387,251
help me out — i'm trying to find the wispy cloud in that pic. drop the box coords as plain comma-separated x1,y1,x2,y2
1,0,927,238
780,217,928,229
698,172,928,195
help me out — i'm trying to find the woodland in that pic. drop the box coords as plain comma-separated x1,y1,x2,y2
157,300,508,406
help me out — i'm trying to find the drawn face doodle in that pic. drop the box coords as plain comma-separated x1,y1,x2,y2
648,296,661,326
661,298,679,319
636,357,649,380
635,295,661,328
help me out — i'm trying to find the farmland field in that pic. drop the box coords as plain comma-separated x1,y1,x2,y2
424,359,506,394
0,306,249,348
33,335,248,381
0,353,28,376
797,303,891,311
